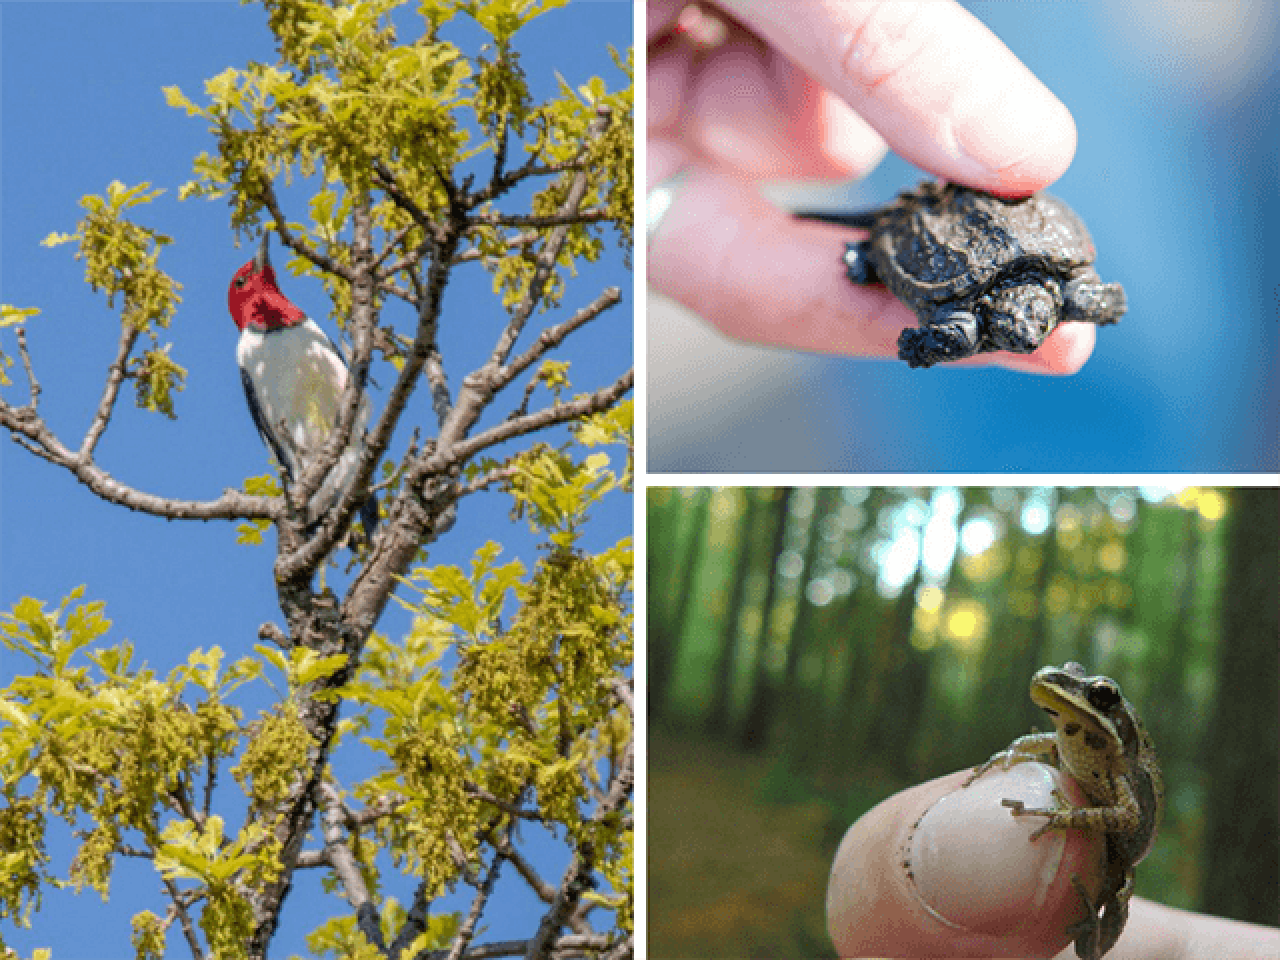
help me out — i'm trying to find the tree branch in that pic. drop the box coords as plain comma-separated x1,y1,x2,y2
494,288,622,400
274,198,462,584
485,107,614,372
466,209,612,230
463,784,543,821
446,371,633,467
259,181,356,284
444,847,504,960
0,399,275,521
160,873,208,960
80,322,141,460
15,326,41,409
316,781,386,953
287,198,376,527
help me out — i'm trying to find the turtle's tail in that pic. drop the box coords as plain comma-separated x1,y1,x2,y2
794,209,880,230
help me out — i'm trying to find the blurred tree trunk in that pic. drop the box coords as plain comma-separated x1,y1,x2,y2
651,488,712,721
707,489,761,735
824,488,889,780
1201,488,1278,924
777,489,838,761
740,488,794,751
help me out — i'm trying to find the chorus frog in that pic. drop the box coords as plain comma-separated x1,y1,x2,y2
965,662,1163,960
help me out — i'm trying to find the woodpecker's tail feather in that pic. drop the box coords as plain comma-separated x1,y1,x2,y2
359,493,379,539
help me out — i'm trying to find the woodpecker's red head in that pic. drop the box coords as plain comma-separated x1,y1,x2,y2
228,233,306,332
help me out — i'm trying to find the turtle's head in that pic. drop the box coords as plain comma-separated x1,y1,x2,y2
984,277,1060,354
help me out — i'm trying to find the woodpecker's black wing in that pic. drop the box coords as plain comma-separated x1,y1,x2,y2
240,366,295,484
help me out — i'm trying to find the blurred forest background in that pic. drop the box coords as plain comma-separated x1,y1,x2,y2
647,486,1278,959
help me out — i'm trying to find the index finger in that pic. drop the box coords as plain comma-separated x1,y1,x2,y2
650,169,1095,372
719,0,1077,194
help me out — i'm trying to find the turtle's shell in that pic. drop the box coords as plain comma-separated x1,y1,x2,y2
867,182,1098,308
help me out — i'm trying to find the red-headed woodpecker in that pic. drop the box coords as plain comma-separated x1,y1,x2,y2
228,234,377,536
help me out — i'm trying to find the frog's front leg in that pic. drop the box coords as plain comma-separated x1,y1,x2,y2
1004,773,1144,840
963,732,1059,787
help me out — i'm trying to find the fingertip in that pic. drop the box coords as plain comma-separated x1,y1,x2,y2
998,327,1100,378
954,78,1078,195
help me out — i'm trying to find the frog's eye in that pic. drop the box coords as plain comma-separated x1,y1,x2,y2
1088,681,1122,711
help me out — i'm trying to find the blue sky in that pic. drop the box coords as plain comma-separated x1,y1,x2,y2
0,1,633,956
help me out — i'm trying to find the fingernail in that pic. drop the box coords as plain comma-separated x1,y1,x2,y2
952,87,1077,189
906,765,1066,935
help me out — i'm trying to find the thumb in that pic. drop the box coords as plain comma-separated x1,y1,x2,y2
827,765,1104,958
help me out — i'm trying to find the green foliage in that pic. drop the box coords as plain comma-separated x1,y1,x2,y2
237,473,284,544
0,414,632,949
167,0,631,325
132,344,188,418
0,594,262,939
302,894,457,960
130,909,167,960
507,399,632,548
349,431,632,919
41,181,186,415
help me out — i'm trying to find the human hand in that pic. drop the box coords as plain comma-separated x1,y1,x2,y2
648,0,1094,373
827,765,1280,958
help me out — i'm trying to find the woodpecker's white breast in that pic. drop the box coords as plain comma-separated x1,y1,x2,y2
237,318,370,518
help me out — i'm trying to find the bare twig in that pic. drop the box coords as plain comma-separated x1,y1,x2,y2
445,847,504,960
160,873,208,960
463,784,543,821
466,209,612,230
259,182,356,284
495,287,622,399
453,463,519,499
16,327,40,409
372,159,442,241
80,323,141,460
446,371,633,467
500,840,556,904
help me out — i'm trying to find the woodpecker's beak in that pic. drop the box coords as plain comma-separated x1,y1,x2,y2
253,233,271,274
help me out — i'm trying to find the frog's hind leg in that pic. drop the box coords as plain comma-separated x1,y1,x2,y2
898,309,981,368
841,240,879,285
1065,875,1104,960
1094,870,1133,959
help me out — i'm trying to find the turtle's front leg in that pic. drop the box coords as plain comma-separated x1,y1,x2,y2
898,308,981,368
841,240,879,285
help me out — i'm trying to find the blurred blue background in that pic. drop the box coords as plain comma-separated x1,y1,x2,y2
648,0,1279,472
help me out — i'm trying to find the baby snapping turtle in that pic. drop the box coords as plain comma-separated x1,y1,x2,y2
800,181,1126,368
